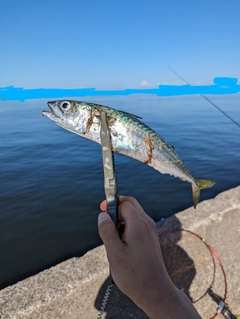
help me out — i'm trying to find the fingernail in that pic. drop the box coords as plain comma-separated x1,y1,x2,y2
98,212,110,225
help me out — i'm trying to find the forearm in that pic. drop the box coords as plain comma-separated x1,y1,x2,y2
142,287,202,319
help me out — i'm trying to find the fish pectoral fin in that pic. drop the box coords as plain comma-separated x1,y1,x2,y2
192,179,215,209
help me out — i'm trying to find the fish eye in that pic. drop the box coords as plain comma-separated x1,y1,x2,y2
60,101,71,112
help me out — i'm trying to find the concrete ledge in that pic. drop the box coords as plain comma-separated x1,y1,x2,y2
0,186,240,319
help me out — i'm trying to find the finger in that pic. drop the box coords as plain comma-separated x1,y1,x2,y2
98,212,122,252
118,196,145,215
118,196,153,222
117,201,157,245
100,200,107,211
117,201,145,225
119,201,158,238
100,196,153,224
100,196,146,216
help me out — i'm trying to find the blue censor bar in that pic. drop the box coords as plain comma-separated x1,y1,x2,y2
0,77,239,102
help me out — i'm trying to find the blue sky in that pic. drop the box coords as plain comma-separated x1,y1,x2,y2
1,0,240,89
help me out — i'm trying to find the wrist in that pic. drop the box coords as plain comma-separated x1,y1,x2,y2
135,273,177,317
139,284,201,319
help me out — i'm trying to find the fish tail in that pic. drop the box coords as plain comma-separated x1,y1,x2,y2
192,179,215,209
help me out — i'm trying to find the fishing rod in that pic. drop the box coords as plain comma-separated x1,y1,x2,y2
158,227,239,319
168,67,240,130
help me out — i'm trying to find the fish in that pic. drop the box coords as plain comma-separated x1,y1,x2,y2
42,100,215,208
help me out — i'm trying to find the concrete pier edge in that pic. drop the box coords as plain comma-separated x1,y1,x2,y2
0,186,240,319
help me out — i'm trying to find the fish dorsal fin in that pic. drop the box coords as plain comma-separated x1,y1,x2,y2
119,110,142,120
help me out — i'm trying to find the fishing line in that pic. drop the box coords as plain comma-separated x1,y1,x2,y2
159,227,239,319
168,67,240,130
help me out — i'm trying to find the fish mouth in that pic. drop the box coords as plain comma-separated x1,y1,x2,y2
42,101,61,120
47,101,55,114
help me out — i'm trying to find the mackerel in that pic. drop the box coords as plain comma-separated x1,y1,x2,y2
42,100,215,208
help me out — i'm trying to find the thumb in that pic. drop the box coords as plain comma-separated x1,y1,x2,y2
98,212,120,249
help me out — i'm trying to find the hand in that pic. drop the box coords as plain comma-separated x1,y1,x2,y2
98,196,202,319
98,196,174,305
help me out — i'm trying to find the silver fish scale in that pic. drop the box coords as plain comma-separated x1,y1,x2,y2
42,100,215,208
84,104,196,186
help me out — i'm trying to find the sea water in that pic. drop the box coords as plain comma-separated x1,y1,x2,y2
0,94,239,288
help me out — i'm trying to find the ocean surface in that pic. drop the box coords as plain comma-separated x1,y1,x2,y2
1,94,239,289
